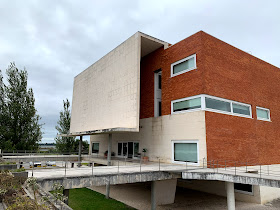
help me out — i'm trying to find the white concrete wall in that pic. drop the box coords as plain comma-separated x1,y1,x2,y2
70,33,141,134
260,186,280,204
90,111,207,165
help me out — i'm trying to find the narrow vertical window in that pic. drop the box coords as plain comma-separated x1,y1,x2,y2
154,70,162,117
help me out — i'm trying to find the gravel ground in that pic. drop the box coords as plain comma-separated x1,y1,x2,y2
89,183,280,210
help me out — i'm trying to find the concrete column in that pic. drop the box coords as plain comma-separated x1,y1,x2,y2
63,189,69,205
106,179,110,199
78,136,82,167
151,179,177,210
151,181,156,210
226,182,235,210
107,134,112,166
106,134,112,199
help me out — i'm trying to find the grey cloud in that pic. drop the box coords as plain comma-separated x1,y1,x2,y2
0,0,279,143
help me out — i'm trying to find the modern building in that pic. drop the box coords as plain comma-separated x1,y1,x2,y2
69,31,280,205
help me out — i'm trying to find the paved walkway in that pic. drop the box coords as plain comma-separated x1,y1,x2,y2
29,162,186,178
29,160,280,184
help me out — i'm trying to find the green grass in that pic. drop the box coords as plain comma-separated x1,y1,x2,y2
11,168,26,172
81,163,89,166
0,162,16,165
68,188,135,210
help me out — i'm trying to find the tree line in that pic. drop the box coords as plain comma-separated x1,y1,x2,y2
0,62,88,152
0,63,42,150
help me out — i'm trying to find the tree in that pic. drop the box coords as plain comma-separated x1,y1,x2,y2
55,99,76,152
55,99,89,153
0,62,42,150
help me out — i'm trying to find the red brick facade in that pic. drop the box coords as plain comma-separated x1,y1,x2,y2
140,31,280,165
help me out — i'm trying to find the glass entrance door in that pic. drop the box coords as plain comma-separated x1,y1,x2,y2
117,142,139,158
123,143,128,157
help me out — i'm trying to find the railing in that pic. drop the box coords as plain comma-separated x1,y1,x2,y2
1,150,89,156
200,159,280,179
5,155,280,180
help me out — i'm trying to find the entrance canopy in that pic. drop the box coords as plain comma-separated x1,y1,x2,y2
69,32,169,136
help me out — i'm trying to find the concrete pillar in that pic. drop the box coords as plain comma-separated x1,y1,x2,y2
226,182,235,210
78,136,82,167
106,134,112,199
107,133,112,166
63,189,69,205
151,179,177,210
106,179,110,199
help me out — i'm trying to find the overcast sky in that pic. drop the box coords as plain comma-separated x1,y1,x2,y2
0,0,279,143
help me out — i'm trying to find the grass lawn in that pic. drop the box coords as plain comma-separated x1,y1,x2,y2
68,188,135,210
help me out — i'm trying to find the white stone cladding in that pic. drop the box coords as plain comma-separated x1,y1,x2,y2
90,111,207,165
70,33,141,134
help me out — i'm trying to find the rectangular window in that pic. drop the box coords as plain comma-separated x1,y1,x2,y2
234,183,253,195
118,143,122,156
256,107,270,121
158,74,161,89
174,142,198,163
172,95,252,118
232,103,251,116
158,101,162,116
205,97,231,112
173,97,201,112
133,142,139,158
171,54,196,77
92,143,99,153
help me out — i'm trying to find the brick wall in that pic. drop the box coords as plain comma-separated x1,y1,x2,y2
140,31,205,118
140,31,280,165
202,32,280,165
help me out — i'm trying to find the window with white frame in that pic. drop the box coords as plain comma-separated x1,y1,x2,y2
173,97,201,112
171,54,196,77
171,94,252,118
205,97,231,112
173,141,198,163
92,142,99,153
232,103,251,116
256,107,270,121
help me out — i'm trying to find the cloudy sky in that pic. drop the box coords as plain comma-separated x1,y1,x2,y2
0,0,279,143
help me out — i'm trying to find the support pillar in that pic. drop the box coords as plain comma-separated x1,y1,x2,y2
78,136,82,167
226,182,235,210
151,179,177,210
106,179,110,199
106,134,112,199
63,189,69,205
107,133,112,166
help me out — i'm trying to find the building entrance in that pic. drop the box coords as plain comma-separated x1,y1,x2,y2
117,142,139,158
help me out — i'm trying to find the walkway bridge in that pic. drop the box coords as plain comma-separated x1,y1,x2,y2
28,159,280,210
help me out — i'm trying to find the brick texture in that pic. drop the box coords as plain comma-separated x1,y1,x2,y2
140,31,280,165
202,32,280,165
